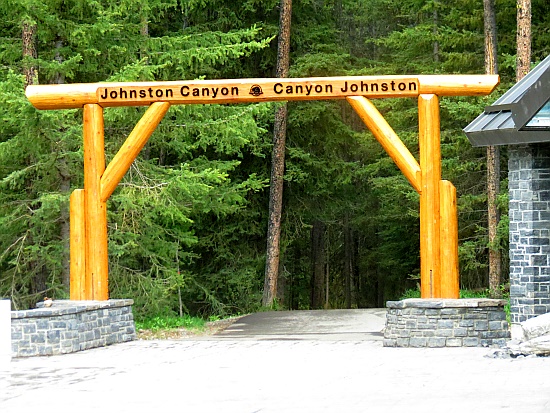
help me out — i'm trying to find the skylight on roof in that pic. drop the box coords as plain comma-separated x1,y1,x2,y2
525,100,550,129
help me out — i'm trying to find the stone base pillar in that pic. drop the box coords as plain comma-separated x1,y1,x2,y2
509,144,550,337
11,299,136,357
384,299,509,348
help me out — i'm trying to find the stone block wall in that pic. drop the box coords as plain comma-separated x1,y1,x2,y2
384,299,509,348
11,299,136,357
509,144,550,326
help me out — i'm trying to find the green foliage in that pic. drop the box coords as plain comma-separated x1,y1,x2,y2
0,0,274,314
2,0,545,317
135,315,206,332
400,286,510,300
400,288,421,300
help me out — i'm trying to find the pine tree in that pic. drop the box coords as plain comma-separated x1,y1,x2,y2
2,0,547,316
484,0,502,298
516,0,531,81
263,0,292,308
0,0,274,315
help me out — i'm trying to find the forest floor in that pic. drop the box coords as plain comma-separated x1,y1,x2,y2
136,316,243,340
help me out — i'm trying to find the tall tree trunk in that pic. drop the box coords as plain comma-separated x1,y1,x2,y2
22,21,48,299
22,22,37,88
325,258,330,309
516,0,531,81
484,0,498,76
376,268,385,308
433,0,439,64
52,38,72,291
141,16,148,37
141,14,152,161
344,214,354,309
484,0,501,297
140,9,149,62
487,145,501,297
310,220,325,309
324,227,330,309
53,39,65,84
59,179,71,291
262,0,292,307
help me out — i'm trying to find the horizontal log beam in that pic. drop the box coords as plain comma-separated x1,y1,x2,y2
26,75,499,110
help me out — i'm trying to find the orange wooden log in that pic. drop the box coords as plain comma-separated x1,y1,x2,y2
347,96,421,193
70,189,86,300
83,104,109,301
440,180,460,298
100,102,170,202
416,75,499,96
25,75,499,110
26,82,100,110
419,94,441,298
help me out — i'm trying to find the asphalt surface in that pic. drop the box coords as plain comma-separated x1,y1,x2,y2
1,309,550,413
215,308,387,341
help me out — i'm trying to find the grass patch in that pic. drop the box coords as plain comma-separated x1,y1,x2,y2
400,288,421,299
399,287,509,300
135,315,206,332
134,314,243,340
460,289,493,299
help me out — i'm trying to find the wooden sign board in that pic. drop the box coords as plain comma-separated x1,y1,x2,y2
97,77,419,106
25,75,499,109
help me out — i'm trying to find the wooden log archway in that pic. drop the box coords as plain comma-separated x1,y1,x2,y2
26,74,499,301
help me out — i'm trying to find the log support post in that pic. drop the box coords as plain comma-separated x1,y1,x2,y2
70,189,86,300
70,103,170,300
419,94,441,298
83,104,108,300
349,95,459,298
440,180,459,298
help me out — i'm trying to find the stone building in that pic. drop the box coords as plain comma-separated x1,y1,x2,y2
464,55,550,337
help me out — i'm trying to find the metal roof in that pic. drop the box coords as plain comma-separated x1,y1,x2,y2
464,54,550,147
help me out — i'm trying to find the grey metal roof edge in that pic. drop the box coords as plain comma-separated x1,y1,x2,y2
467,128,550,147
484,103,515,113
464,109,514,135
464,54,550,146
463,111,487,133
489,54,550,108
512,68,550,128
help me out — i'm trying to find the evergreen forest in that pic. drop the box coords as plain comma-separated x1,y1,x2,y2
1,0,549,319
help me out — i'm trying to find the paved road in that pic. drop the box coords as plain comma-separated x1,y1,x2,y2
215,309,387,341
1,309,549,412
